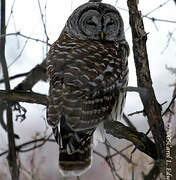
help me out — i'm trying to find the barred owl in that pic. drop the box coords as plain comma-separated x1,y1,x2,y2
47,1,129,176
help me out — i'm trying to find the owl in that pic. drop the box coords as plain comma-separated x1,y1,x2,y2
46,1,129,177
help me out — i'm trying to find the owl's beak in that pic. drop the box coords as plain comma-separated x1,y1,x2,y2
100,31,104,40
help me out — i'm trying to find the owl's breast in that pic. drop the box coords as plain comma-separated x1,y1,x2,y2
58,40,127,92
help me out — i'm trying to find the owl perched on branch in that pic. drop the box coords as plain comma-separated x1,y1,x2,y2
46,1,129,176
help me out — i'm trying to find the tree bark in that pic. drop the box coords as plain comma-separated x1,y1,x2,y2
127,0,166,177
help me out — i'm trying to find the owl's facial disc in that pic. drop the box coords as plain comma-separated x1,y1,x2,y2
78,9,121,41
65,3,125,41
78,10,102,40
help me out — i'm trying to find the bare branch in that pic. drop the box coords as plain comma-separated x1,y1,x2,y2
142,161,160,180
6,0,16,27
109,144,134,159
127,0,166,163
162,93,176,116
8,37,28,68
145,16,176,24
0,88,160,162
117,0,176,25
94,141,123,180
143,0,171,16
0,135,55,157
166,65,176,75
128,110,144,117
0,0,19,179
161,30,176,54
18,133,53,153
0,59,47,133
105,141,135,165
37,0,49,53
14,60,47,91
104,121,158,160
0,71,29,84
104,139,123,180
0,32,51,46
123,113,137,130
0,90,48,105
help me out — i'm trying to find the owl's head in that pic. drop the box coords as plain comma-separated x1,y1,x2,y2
64,2,125,41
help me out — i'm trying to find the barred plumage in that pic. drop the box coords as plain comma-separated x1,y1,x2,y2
47,2,129,176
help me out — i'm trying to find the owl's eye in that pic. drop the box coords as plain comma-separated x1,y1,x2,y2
87,21,96,26
106,19,114,26
86,19,97,26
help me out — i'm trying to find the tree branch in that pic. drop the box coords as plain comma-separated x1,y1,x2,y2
127,0,166,164
0,59,47,134
144,16,176,24
0,135,55,157
143,162,160,180
0,90,48,105
0,86,148,108
0,89,159,161
123,113,137,131
0,72,29,84
162,92,176,116
104,121,158,160
14,60,47,91
0,0,19,179
0,32,52,46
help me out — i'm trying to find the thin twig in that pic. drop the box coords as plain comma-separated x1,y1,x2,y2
123,113,137,130
128,110,144,117
108,144,134,159
142,161,160,180
143,0,171,16
8,36,29,68
94,148,123,180
37,0,49,53
6,0,16,27
161,30,176,53
93,150,106,159
18,134,53,153
104,139,123,180
145,17,176,24
0,135,55,157
0,71,29,83
105,141,135,165
0,32,51,46
117,0,175,24
162,93,176,116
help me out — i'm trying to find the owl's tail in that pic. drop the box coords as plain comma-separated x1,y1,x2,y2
53,116,94,176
